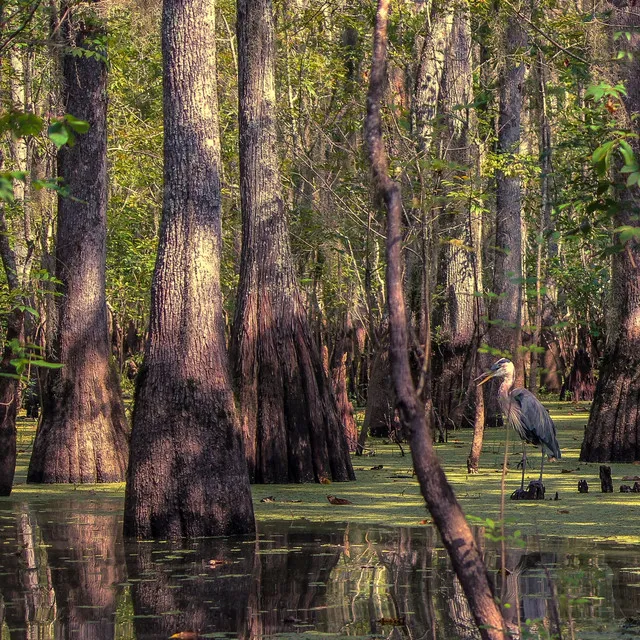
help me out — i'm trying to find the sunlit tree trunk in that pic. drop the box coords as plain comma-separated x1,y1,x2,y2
484,11,527,425
28,2,129,483
581,0,640,462
431,1,479,431
529,49,553,395
413,2,454,154
231,0,354,483
124,0,255,537
0,182,24,494
330,319,358,451
0,46,38,494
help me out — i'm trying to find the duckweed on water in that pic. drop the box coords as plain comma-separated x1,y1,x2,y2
5,402,640,542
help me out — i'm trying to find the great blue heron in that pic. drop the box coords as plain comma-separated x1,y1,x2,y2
477,358,561,492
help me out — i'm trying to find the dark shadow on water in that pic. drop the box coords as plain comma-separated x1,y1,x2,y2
0,499,639,639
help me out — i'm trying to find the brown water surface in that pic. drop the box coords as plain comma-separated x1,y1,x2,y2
0,498,638,639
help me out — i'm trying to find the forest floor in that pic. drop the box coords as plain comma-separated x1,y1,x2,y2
8,401,640,542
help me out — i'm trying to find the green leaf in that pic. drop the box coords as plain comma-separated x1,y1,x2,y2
15,305,40,319
0,372,24,380
48,121,70,148
0,175,14,202
64,114,90,134
614,226,640,243
13,112,44,137
9,359,26,374
627,172,640,187
619,139,636,166
592,141,614,164
585,85,605,101
27,359,64,369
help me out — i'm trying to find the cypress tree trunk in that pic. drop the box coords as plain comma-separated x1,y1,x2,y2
359,339,395,441
529,50,553,395
484,13,526,425
0,306,23,496
413,2,454,154
0,176,24,495
0,53,36,494
492,13,525,363
124,0,255,538
431,2,478,431
330,325,358,452
581,1,640,462
231,0,354,483
27,4,128,483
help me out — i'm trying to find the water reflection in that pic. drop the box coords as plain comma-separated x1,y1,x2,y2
0,507,56,639
126,538,255,639
38,501,124,640
0,499,639,639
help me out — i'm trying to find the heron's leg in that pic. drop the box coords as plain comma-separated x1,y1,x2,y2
539,449,545,483
520,443,526,490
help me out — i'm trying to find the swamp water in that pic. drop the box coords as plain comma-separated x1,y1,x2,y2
0,497,639,640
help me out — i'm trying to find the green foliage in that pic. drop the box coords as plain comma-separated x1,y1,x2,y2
105,8,163,332
467,515,526,548
47,114,91,149
0,338,63,382
0,110,88,201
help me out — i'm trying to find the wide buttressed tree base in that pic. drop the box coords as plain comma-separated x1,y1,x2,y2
231,0,354,484
27,4,129,484
124,0,254,538
580,1,640,463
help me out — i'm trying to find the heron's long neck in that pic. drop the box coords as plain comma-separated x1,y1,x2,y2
498,371,515,400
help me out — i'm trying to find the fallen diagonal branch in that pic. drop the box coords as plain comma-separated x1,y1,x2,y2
364,1,507,638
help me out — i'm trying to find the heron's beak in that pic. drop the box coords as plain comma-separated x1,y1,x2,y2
475,370,495,386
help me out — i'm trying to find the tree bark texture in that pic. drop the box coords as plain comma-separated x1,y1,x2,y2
413,2,454,154
0,167,24,495
466,380,486,475
27,5,129,483
359,343,395,442
124,0,255,538
484,13,526,425
330,327,358,451
231,0,354,483
581,0,640,462
365,2,507,637
431,2,480,431
541,325,564,394
529,51,553,395
0,307,23,495
561,348,595,401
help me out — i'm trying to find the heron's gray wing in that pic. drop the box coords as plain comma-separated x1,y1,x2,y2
510,389,561,458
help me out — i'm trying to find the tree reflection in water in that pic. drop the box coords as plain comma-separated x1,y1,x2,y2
0,505,56,639
0,498,123,640
37,498,125,640
1,509,640,639
125,526,343,639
